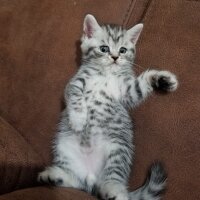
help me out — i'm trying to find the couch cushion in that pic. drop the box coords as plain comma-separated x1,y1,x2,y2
126,0,200,199
0,0,149,194
0,187,96,200
0,117,43,194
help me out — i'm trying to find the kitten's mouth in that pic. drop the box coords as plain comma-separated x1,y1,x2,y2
108,60,119,67
109,62,118,67
111,61,118,65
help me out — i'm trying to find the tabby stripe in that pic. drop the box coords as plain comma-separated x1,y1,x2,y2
71,85,83,93
85,47,95,56
115,34,123,43
54,161,69,169
109,132,129,143
76,78,86,87
105,103,115,110
130,48,135,54
104,108,114,115
100,90,113,102
104,167,126,179
108,149,129,159
71,92,82,97
94,51,104,58
135,79,143,99
82,70,91,76
87,66,100,72
111,140,129,147
114,165,129,178
86,90,92,94
104,177,122,183
126,94,135,108
148,188,166,197
94,100,102,105
127,85,131,93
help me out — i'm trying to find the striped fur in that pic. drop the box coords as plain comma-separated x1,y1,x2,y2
38,15,178,200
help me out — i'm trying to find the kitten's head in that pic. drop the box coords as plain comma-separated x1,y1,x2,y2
81,14,143,69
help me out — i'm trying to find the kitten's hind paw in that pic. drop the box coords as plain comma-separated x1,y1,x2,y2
99,182,129,200
152,71,178,92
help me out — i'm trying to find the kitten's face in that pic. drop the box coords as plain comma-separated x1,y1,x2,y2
81,15,143,69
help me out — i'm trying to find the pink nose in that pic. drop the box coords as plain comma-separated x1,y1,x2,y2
111,56,119,61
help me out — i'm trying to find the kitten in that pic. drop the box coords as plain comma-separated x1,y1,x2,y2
38,14,178,200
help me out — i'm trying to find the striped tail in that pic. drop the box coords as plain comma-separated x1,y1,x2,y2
129,162,167,200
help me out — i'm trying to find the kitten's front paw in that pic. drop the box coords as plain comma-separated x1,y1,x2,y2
38,166,64,186
99,182,129,200
69,111,87,132
151,71,178,92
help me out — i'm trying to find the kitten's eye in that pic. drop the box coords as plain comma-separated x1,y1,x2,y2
119,47,127,54
100,45,110,53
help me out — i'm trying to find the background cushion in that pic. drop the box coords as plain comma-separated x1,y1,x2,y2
127,1,200,199
0,117,43,194
0,187,96,200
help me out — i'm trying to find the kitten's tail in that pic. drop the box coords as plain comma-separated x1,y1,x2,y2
129,162,167,200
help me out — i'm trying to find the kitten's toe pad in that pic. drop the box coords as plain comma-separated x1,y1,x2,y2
152,71,178,92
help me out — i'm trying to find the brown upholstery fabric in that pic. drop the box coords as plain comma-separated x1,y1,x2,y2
0,187,96,200
127,1,200,199
0,0,200,199
0,117,43,194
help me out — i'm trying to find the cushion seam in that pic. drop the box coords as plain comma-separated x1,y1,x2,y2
122,0,155,27
122,0,137,27
142,0,156,22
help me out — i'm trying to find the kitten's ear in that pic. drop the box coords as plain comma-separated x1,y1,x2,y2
83,14,101,38
127,23,143,45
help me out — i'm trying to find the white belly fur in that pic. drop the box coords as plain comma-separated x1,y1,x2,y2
57,134,107,186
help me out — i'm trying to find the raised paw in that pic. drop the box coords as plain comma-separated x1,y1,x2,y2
99,182,129,200
151,71,178,92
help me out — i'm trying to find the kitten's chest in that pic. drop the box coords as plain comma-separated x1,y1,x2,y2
85,74,122,100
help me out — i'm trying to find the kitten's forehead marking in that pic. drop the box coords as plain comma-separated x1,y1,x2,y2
102,25,126,46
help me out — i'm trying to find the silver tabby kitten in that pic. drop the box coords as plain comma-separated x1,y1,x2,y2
38,15,178,200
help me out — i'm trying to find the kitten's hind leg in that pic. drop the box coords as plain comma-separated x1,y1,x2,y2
97,144,132,200
38,165,82,189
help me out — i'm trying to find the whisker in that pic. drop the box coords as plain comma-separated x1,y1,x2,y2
133,62,145,69
125,61,141,71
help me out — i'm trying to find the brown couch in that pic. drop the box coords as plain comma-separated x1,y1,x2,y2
0,0,199,199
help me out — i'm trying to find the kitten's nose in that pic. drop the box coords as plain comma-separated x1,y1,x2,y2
111,56,119,61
